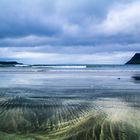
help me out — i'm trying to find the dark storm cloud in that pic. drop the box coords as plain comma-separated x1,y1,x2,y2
0,0,61,38
0,0,133,39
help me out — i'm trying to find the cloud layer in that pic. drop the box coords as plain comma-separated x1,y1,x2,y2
0,0,139,64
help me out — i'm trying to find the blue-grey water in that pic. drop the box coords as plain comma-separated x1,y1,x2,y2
0,65,140,140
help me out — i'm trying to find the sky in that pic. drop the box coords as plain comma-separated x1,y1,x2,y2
0,0,140,64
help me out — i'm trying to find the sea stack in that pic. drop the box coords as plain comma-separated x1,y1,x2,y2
126,53,140,64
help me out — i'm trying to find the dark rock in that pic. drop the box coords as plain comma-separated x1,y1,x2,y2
126,53,140,64
132,75,140,81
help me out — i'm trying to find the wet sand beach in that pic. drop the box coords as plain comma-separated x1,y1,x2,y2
0,65,139,140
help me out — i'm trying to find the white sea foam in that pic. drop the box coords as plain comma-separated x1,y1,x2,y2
15,64,29,67
32,65,87,68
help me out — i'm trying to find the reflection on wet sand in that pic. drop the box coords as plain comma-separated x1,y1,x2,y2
0,87,140,140
132,74,140,82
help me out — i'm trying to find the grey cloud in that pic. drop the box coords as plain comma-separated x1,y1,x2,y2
0,0,139,64
0,0,134,39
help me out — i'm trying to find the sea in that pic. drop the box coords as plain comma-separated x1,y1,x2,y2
0,64,140,140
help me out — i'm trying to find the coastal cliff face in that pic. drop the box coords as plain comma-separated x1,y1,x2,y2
126,53,140,64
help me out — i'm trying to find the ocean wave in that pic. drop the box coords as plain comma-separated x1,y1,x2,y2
32,65,87,68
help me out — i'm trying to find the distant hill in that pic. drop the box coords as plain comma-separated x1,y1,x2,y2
0,61,22,66
126,53,140,64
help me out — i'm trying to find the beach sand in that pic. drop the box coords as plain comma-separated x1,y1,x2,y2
0,65,139,140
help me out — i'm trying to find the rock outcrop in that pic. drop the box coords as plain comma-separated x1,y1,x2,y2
0,61,22,66
126,53,140,64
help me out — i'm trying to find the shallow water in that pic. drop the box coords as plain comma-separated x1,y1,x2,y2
0,65,140,140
